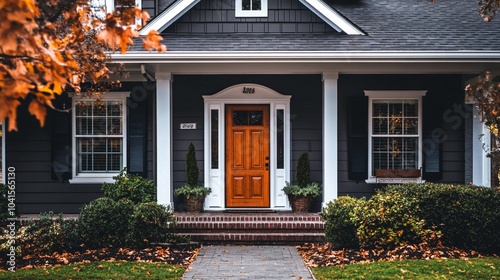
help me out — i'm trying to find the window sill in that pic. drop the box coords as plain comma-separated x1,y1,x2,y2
69,176,116,184
365,178,425,184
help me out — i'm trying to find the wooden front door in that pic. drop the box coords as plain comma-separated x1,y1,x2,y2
225,105,270,207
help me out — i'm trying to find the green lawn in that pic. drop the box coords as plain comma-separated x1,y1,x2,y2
0,261,185,280
312,257,500,280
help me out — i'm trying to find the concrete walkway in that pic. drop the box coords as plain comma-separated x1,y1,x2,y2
182,245,314,280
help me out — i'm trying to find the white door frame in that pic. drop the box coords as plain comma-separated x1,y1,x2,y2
203,84,291,210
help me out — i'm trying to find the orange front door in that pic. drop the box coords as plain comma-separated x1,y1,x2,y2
225,105,270,207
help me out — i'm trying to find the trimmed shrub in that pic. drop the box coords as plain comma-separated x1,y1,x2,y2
128,202,175,247
355,192,429,249
78,197,134,249
321,196,364,248
383,183,500,253
22,212,82,255
102,168,156,204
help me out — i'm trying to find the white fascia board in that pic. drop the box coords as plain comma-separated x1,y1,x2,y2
139,0,201,35
299,0,364,35
111,51,500,63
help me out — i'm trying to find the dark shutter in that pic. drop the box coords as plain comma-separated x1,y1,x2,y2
127,96,147,176
51,103,72,182
422,96,442,180
348,96,369,181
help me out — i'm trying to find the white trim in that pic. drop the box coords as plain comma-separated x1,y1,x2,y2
69,92,130,184
156,73,174,207
365,90,427,182
112,51,500,62
203,84,291,210
299,0,364,35
139,0,201,35
322,72,338,207
472,106,491,187
235,0,268,17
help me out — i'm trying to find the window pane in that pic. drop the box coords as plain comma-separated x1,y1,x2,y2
277,109,284,169
373,118,388,135
233,111,248,125
249,111,263,125
388,116,403,134
252,0,261,10
108,117,122,135
373,100,388,117
233,110,263,125
404,118,418,135
242,0,251,10
211,109,218,169
389,101,403,117
404,100,418,117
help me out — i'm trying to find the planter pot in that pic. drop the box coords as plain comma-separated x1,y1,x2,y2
184,196,206,213
288,195,313,213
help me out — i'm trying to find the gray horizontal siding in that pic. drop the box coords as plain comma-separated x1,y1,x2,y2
164,0,335,34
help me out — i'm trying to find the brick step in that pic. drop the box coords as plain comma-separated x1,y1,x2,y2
173,213,324,244
177,232,325,244
174,221,324,233
174,215,323,223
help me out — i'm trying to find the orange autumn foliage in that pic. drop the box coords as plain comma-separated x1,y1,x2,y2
0,0,166,130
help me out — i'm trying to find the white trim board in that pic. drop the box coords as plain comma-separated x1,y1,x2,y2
203,84,291,210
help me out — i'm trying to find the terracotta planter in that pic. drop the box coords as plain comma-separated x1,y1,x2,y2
289,195,313,213
184,196,206,212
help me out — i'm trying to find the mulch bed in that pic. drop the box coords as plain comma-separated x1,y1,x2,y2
297,242,489,267
2,244,200,270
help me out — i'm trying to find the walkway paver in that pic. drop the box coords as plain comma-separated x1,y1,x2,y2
182,245,314,280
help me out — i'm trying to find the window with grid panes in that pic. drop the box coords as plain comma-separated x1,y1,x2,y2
371,99,419,174
75,100,124,173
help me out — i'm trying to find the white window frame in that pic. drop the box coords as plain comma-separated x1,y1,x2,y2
91,0,142,25
365,90,426,183
235,0,268,17
69,92,129,184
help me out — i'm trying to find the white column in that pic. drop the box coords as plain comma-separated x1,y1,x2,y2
156,73,173,207
472,106,491,187
322,72,339,207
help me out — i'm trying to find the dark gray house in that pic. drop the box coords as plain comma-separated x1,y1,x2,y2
3,0,500,213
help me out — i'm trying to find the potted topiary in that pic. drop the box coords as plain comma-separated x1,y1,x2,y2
282,152,321,212
174,143,211,212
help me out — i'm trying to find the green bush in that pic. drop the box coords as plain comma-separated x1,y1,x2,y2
0,184,11,221
321,196,364,248
78,197,134,249
383,183,500,253
128,202,175,247
22,212,82,255
102,168,156,204
355,192,430,249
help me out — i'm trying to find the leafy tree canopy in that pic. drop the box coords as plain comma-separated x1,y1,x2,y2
0,0,165,130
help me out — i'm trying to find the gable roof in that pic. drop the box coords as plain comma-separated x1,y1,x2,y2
139,0,364,35
130,0,500,54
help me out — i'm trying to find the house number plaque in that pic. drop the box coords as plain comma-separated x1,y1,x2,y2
180,123,196,129
242,87,255,94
